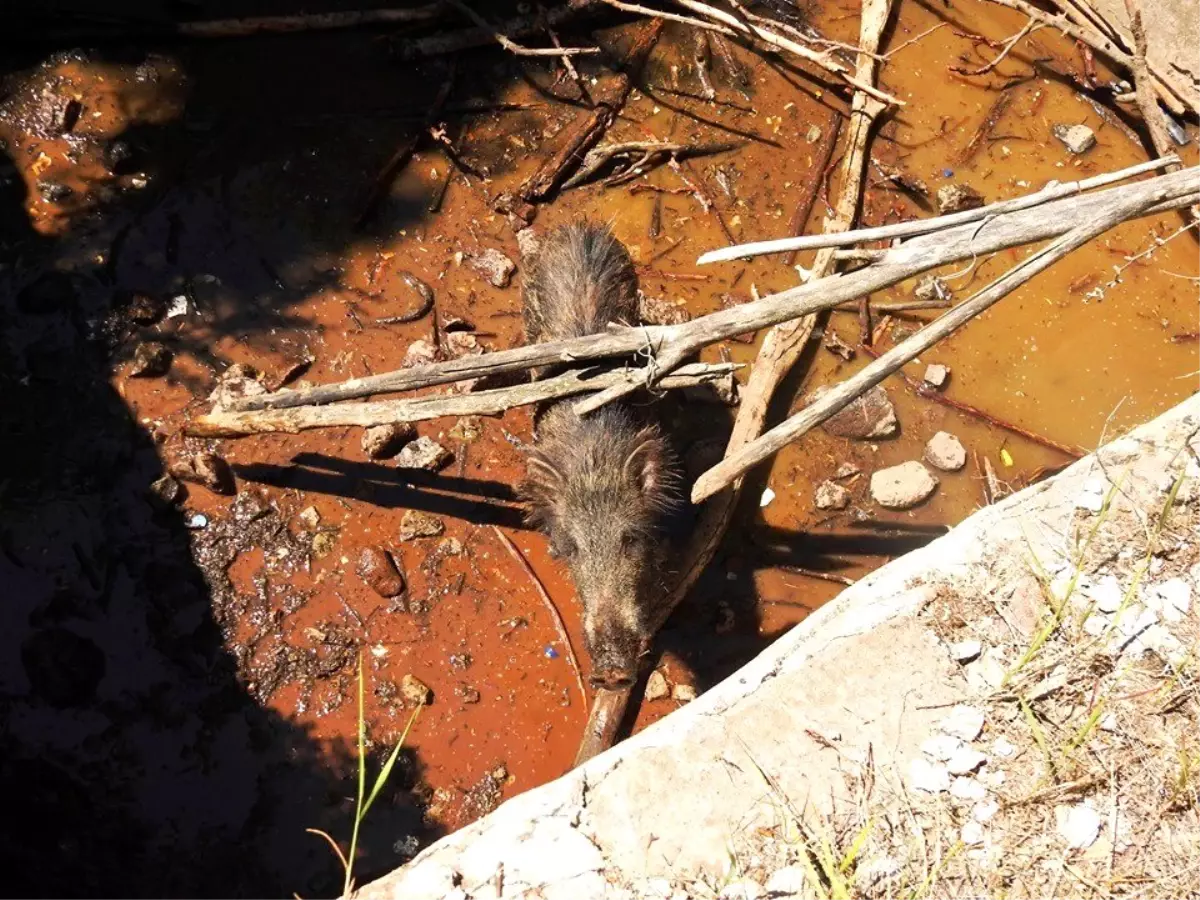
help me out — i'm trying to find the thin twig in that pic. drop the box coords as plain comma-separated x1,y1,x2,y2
492,527,588,706
445,0,599,56
950,20,1042,76
697,155,1180,263
858,344,1084,458
779,565,856,586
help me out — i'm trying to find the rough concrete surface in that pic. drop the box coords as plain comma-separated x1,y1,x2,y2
359,394,1200,900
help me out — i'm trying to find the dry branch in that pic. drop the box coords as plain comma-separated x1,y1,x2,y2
500,19,664,210
691,170,1200,501
444,0,599,57
222,162,1193,420
561,140,741,189
187,363,737,437
697,155,1179,263
395,3,590,59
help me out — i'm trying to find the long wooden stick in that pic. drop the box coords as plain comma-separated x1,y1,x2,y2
696,155,1179,264
690,175,1200,502
187,363,737,437
219,165,1194,417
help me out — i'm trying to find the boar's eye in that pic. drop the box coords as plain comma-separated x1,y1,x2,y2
619,532,643,553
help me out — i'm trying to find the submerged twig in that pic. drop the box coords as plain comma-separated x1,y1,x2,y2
562,140,740,189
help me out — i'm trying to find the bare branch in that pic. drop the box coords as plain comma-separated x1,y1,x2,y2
188,363,738,438
444,0,600,56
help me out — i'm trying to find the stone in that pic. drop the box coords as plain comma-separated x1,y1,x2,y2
672,684,697,702
297,506,321,529
812,385,897,439
950,776,986,801
120,291,166,325
456,684,481,704
149,474,183,505
923,363,950,389
208,364,265,408
949,639,982,662
914,275,951,304
870,461,938,509
760,487,775,507
960,821,985,846
910,757,951,793
940,705,985,741
169,452,236,495
128,341,172,377
645,670,669,701
936,183,985,214
815,479,851,510
1052,123,1096,154
762,865,806,897
400,510,445,541
449,417,483,443
362,423,417,459
403,339,439,369
925,432,967,471
311,531,338,558
401,674,432,706
1085,574,1124,614
1148,577,1190,622
639,292,691,326
516,227,542,262
395,436,451,471
1056,804,1101,849
920,734,961,761
468,248,516,288
357,547,406,598
973,798,1000,823
833,462,860,479
947,747,988,775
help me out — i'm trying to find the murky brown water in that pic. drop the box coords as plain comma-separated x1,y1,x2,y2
1,1,1195,895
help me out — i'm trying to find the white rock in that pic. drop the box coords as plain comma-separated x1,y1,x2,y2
1056,804,1102,849
1053,123,1096,154
1075,477,1107,512
973,798,1000,823
950,776,986,800
1082,612,1110,637
834,462,860,479
983,769,1006,788
921,734,962,761
923,363,950,389
940,705,985,741
1086,574,1124,614
949,639,982,662
644,670,669,701
925,432,967,471
965,650,1007,691
763,866,806,897
961,821,985,845
815,479,851,510
870,461,939,509
1150,578,1191,622
947,747,988,775
760,486,776,507
909,757,951,793
992,736,1016,758
855,856,900,892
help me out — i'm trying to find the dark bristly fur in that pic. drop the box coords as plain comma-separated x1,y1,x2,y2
519,223,681,687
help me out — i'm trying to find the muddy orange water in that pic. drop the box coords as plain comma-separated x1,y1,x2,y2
1,1,1196,895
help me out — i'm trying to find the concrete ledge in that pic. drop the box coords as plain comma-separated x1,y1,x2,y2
360,393,1200,900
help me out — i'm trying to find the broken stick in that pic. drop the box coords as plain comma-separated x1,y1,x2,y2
187,362,738,437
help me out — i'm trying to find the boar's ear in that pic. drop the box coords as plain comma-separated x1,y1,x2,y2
623,429,670,498
519,450,564,522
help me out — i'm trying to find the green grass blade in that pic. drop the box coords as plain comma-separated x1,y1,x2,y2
362,705,422,820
